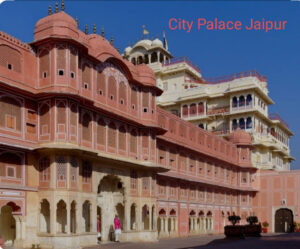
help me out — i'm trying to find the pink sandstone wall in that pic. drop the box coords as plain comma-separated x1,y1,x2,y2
254,170,300,232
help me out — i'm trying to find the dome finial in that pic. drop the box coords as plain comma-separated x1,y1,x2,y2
48,5,52,15
85,24,88,34
101,27,105,37
93,24,97,34
110,36,114,46
117,47,120,53
55,3,59,13
75,17,79,27
61,0,65,11
142,25,149,39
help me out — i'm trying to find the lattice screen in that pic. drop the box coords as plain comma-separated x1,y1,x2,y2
39,157,50,182
56,156,67,181
70,157,78,182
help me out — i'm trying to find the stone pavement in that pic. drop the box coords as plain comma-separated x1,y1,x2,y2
84,233,300,249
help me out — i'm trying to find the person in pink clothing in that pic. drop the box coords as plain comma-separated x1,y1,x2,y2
114,215,121,242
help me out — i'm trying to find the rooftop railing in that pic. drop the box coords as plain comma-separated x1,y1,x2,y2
269,113,289,129
163,56,202,74
203,70,267,84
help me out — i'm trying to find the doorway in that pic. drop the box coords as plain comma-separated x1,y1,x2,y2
275,208,293,233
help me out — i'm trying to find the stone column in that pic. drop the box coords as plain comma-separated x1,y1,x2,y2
76,203,82,234
160,217,164,234
171,218,174,232
66,202,71,234
123,199,130,232
164,217,168,235
14,216,21,240
149,205,152,231
20,216,26,240
50,204,56,235
175,217,178,232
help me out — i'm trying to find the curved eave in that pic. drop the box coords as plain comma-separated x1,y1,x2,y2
158,171,258,192
35,143,169,173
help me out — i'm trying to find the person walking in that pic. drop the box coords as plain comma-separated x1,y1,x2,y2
114,215,121,242
97,215,101,244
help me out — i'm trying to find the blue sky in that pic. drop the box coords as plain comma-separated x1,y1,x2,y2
0,1,299,169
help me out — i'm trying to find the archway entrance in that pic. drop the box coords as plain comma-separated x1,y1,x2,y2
0,205,16,245
275,208,293,233
97,175,124,241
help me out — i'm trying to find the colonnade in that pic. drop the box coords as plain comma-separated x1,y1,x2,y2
158,216,178,237
189,217,213,234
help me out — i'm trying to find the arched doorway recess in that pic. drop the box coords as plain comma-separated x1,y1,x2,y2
97,175,125,241
275,208,293,233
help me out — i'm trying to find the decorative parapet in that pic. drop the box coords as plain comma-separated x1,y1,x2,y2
269,113,289,129
0,31,32,51
163,56,202,74
203,70,267,84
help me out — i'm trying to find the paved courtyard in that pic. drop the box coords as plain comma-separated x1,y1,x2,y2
85,233,300,249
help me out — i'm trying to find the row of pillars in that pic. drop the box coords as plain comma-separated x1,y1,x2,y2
189,217,213,233
13,216,26,247
158,216,178,237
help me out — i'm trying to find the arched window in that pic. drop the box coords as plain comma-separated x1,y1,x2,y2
159,53,164,63
151,52,157,63
246,94,252,106
131,85,138,111
189,103,197,115
232,119,238,130
82,63,91,89
182,105,188,117
239,118,245,130
56,200,67,233
119,81,127,106
40,199,50,233
246,117,252,129
232,97,238,108
108,76,117,101
144,54,149,64
137,56,143,65
239,96,245,107
198,102,204,114
131,58,136,65
82,201,91,232
97,71,106,96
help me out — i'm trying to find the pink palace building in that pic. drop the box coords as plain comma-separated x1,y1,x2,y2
0,4,299,249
